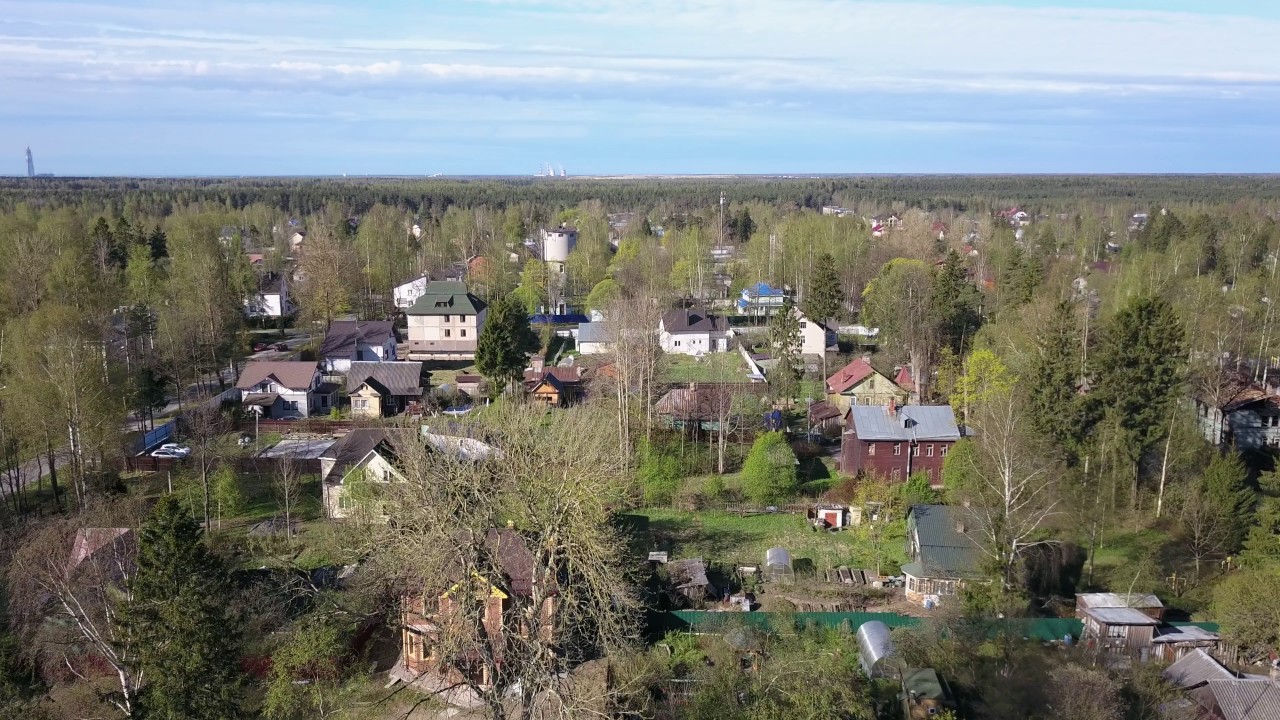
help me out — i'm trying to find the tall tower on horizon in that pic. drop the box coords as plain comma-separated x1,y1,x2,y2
25,147,34,178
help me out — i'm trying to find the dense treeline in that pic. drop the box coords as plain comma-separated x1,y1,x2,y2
4,174,1280,218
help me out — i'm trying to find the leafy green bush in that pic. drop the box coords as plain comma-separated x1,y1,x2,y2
639,446,682,506
741,432,797,505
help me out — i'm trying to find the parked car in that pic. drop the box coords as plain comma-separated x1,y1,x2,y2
253,342,270,352
150,449,184,459
158,443,191,457
272,342,290,352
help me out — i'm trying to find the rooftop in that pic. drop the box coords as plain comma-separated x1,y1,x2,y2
905,504,984,578
1162,648,1236,689
1076,592,1163,610
661,307,726,334
847,404,960,442
1083,607,1160,625
404,281,486,316
319,320,397,361
236,361,318,391
345,361,423,397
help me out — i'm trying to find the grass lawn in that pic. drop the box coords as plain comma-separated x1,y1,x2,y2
657,353,751,384
635,508,907,574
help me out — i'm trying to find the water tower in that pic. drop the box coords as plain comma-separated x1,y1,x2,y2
540,224,578,274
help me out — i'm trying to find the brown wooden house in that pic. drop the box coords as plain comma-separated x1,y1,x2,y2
399,529,557,689
839,402,961,486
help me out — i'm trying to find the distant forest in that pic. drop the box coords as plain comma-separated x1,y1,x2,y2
3,174,1280,217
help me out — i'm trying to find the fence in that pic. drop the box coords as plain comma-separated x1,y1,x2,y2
128,420,176,456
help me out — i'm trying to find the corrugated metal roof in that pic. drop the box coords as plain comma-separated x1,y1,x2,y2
576,321,616,344
1206,679,1280,720
907,504,984,578
849,405,960,441
1084,607,1160,625
345,361,423,397
405,281,485,316
1163,649,1235,689
1077,592,1163,610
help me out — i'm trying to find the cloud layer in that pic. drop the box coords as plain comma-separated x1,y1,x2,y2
3,0,1280,174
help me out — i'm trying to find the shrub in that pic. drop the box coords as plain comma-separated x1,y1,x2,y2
741,431,798,505
639,448,682,506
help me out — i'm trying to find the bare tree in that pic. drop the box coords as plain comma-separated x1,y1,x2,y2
8,508,148,718
957,386,1062,588
1178,485,1228,581
604,293,663,460
370,403,637,720
184,403,226,528
273,451,302,540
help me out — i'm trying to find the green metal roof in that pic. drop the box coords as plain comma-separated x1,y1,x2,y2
907,504,984,578
404,281,486,316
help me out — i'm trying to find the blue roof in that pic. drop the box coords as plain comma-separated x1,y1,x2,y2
530,313,590,325
743,282,785,298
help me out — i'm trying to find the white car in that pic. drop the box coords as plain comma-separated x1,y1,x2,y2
150,449,184,459
157,443,191,457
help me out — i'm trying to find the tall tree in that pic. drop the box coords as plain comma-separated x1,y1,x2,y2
767,301,802,401
1089,295,1186,507
862,258,935,398
475,294,539,395
128,495,242,719
741,431,798,505
931,250,981,354
1026,301,1091,460
1200,451,1254,554
296,229,355,329
803,252,843,324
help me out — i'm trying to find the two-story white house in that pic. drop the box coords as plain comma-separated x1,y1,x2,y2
659,307,732,355
244,272,296,319
393,275,430,310
794,307,836,357
735,282,788,318
405,281,488,360
318,320,398,373
235,361,338,418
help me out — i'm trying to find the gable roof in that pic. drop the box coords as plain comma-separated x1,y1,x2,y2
1084,607,1160,625
661,307,725,334
236,361,318,391
404,281,486,316
826,356,900,395
905,504,983,578
576,321,616,344
319,321,396,360
67,527,135,577
1203,679,1280,720
1076,592,1163,610
1163,649,1236,689
848,405,960,442
345,361,423,397
894,366,913,390
321,428,397,483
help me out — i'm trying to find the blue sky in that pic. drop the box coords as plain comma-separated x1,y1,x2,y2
3,0,1280,175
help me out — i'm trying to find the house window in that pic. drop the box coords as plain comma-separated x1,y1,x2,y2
799,321,807,329
674,340,682,347
1106,625,1126,639
443,315,451,323
893,443,902,456
320,396,329,408
460,329,466,338
444,329,451,338
941,445,949,457
867,443,875,456
912,444,920,457
926,444,934,457
354,399,368,410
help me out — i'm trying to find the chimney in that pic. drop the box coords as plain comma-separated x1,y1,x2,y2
955,520,967,534
888,397,896,416
532,355,545,373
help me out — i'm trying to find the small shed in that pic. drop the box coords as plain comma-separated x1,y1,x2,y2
900,668,956,720
763,547,793,583
1075,592,1165,621
809,503,850,530
1082,607,1160,656
1152,625,1222,663
856,621,899,678
667,558,716,603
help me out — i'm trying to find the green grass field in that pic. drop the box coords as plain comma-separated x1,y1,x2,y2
657,353,751,383
635,508,907,574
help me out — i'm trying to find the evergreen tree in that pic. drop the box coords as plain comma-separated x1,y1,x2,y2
930,251,981,353
803,252,843,324
1201,451,1255,553
741,432,797,505
475,294,539,395
1089,295,1185,484
1026,301,1093,460
128,495,242,719
147,225,168,260
767,300,802,401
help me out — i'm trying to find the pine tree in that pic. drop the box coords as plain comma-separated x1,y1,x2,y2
767,301,802,401
475,294,540,395
1201,451,1255,553
1026,301,1093,460
1089,295,1185,493
128,495,242,719
930,251,981,353
803,252,842,324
